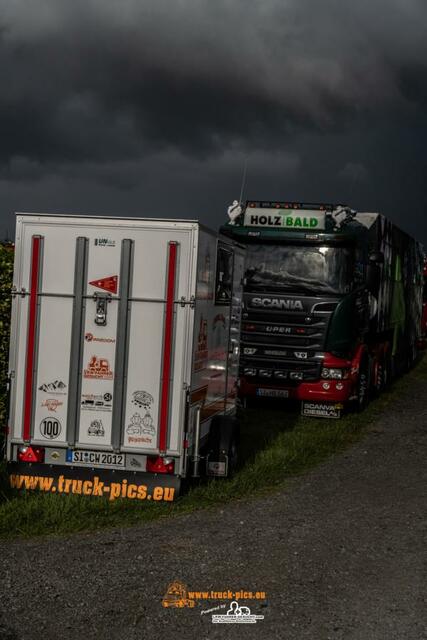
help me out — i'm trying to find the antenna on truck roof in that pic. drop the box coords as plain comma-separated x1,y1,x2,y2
239,156,248,205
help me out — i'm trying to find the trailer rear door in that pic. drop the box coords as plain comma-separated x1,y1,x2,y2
9,216,196,463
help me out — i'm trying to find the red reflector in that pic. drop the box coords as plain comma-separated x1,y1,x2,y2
18,446,45,463
296,328,306,334
146,456,175,474
243,324,256,331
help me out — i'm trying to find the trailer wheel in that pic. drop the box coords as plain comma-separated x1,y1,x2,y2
206,415,240,479
356,356,370,412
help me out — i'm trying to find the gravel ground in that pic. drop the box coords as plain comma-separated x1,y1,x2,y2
0,381,426,640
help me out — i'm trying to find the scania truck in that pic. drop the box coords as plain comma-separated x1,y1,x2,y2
221,201,423,418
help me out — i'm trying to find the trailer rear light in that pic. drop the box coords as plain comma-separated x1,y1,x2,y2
146,456,175,474
17,445,45,463
321,368,349,380
243,367,257,376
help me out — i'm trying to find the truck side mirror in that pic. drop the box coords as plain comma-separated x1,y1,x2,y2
369,251,384,264
366,263,381,295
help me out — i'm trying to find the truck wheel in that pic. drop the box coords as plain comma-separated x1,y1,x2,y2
356,357,370,412
374,353,388,395
206,415,240,478
383,350,393,389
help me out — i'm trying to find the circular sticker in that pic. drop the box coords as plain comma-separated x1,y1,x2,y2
40,417,62,440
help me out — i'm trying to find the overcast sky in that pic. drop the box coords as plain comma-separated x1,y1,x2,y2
1,1,427,243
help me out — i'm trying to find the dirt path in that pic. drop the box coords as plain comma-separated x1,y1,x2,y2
0,378,426,640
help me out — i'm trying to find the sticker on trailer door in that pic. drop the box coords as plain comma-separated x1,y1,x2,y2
126,391,156,445
85,332,116,344
84,356,114,380
41,398,64,412
81,392,113,412
87,419,105,437
39,417,62,440
89,275,118,294
38,380,67,395
126,412,155,444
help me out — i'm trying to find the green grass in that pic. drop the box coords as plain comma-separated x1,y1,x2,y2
0,356,425,540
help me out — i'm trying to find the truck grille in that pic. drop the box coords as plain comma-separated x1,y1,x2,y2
240,294,338,382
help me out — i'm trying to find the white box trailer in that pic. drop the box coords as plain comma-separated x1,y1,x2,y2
6,214,244,502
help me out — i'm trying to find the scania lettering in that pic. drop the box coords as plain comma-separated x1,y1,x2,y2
221,200,423,417
251,297,304,310
6,214,245,497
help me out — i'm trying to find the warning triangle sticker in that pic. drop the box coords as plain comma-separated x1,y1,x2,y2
89,275,118,294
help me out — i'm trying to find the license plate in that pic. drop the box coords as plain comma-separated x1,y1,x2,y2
301,402,342,419
66,449,125,468
256,388,289,398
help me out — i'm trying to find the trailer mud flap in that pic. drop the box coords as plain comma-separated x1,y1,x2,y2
206,453,228,477
7,462,180,502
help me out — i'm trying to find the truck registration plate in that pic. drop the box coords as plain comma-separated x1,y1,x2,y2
66,450,125,468
256,388,289,398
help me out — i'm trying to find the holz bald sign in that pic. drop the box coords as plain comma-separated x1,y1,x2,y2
244,207,326,230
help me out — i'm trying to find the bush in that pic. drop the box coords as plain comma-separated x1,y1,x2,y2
0,244,14,440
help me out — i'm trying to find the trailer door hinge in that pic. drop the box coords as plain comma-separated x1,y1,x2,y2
11,286,26,298
179,295,195,309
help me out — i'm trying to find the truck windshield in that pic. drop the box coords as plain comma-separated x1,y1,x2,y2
244,244,353,295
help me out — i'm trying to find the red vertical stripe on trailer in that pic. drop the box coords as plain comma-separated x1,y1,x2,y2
159,242,178,453
23,236,41,441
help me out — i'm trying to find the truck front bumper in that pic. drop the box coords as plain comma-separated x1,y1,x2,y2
240,377,354,403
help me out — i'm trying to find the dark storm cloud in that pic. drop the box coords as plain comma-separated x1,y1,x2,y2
0,0,427,240
1,0,426,164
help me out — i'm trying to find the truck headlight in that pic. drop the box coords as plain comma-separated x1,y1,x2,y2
321,368,349,380
243,368,257,376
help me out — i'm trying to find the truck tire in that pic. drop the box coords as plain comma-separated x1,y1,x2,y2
206,415,240,478
383,349,393,389
356,356,370,412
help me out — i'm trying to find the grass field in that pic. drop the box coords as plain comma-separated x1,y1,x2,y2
0,356,425,540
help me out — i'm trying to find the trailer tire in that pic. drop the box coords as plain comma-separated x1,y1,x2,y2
206,415,240,478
